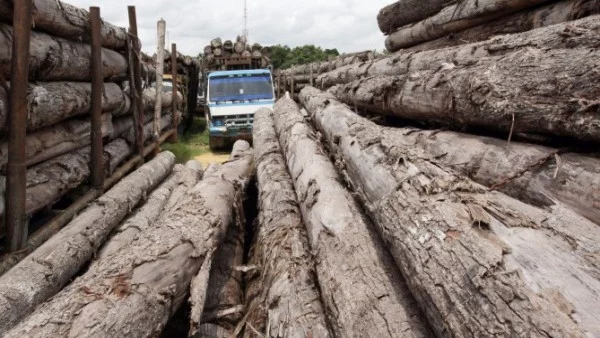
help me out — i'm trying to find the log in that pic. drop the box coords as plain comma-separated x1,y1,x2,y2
272,96,432,338
384,0,554,52
318,15,600,89
155,19,166,140
142,87,183,111
242,108,332,337
0,152,175,333
0,82,129,132
234,41,245,54
328,41,600,142
301,87,600,337
223,40,233,52
0,0,128,50
377,0,453,34
213,48,223,57
204,45,213,55
2,144,253,338
399,0,600,53
0,23,128,81
0,113,113,171
211,38,223,49
251,50,262,59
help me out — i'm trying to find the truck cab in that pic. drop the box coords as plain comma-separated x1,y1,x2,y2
206,68,275,150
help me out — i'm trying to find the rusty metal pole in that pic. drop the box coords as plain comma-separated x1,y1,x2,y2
89,7,104,190
6,0,33,252
128,6,145,160
169,43,179,143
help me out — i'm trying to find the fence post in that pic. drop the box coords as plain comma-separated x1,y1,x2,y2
127,6,145,160
89,7,105,190
6,0,33,252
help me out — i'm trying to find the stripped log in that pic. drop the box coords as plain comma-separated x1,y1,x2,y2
399,0,600,53
0,23,128,81
317,15,600,89
273,96,432,338
301,87,600,337
2,143,253,338
0,82,129,132
0,152,175,333
0,0,128,50
384,0,554,52
377,0,452,34
242,108,332,338
328,43,600,142
0,114,113,171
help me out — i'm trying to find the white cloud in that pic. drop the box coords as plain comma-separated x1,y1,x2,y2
65,0,391,55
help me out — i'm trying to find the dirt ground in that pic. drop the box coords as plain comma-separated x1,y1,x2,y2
194,151,231,168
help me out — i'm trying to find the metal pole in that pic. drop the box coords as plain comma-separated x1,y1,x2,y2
89,7,104,190
128,6,145,159
170,43,179,143
6,0,33,252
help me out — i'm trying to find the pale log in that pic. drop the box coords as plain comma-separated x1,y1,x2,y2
272,96,432,338
377,0,453,34
384,0,554,52
0,152,175,333
301,87,600,337
242,108,332,338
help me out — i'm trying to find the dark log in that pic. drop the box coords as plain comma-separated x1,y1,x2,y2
385,0,554,52
328,42,600,142
399,0,600,53
204,45,213,55
223,40,233,52
2,144,253,338
0,82,128,132
377,0,453,34
301,87,600,337
211,38,222,49
0,113,113,171
0,23,128,81
242,108,332,337
272,95,432,338
318,15,600,89
0,0,128,50
0,152,175,333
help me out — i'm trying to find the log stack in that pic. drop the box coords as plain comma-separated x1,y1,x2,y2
0,2,180,243
203,35,271,70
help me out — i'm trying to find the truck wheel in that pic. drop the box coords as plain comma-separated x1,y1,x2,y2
209,135,222,151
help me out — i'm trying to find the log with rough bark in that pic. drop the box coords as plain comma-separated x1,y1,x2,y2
329,42,600,142
301,87,600,337
2,143,253,338
0,152,175,334
0,23,128,81
384,0,554,51
399,0,600,53
318,15,600,89
0,0,128,50
0,82,129,132
377,0,453,34
142,87,183,111
0,113,113,171
272,96,432,338
242,108,332,338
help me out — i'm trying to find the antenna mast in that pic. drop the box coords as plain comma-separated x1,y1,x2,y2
243,0,248,41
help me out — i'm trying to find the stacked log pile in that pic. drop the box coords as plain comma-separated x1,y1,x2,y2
0,2,180,241
204,36,271,70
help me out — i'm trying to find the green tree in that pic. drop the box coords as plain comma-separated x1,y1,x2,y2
267,44,339,69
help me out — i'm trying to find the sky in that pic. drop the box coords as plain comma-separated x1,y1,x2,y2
66,0,392,56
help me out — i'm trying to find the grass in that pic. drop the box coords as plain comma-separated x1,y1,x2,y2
161,117,211,163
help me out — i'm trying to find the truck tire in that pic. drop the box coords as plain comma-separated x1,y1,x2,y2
209,135,223,151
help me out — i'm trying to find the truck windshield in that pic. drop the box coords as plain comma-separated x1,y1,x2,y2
209,74,273,102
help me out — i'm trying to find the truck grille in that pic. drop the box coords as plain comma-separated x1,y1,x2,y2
225,114,254,127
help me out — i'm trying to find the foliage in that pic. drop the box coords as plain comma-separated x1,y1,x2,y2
160,117,209,163
268,44,339,69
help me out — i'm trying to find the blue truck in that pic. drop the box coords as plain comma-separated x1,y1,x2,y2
204,66,275,150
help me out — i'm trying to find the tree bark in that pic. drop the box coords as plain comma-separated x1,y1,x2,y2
317,15,600,89
241,108,332,338
377,0,453,34
272,96,432,338
142,87,183,111
0,152,175,334
0,23,128,81
301,87,600,337
328,45,600,142
384,0,554,52
398,0,600,53
2,143,253,338
0,113,113,171
0,0,128,50
0,82,129,132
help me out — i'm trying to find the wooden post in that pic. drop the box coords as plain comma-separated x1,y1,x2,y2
277,72,281,99
290,75,295,99
127,6,145,160
328,55,333,72
6,0,32,252
89,7,105,190
309,63,314,87
154,18,166,141
169,43,179,143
